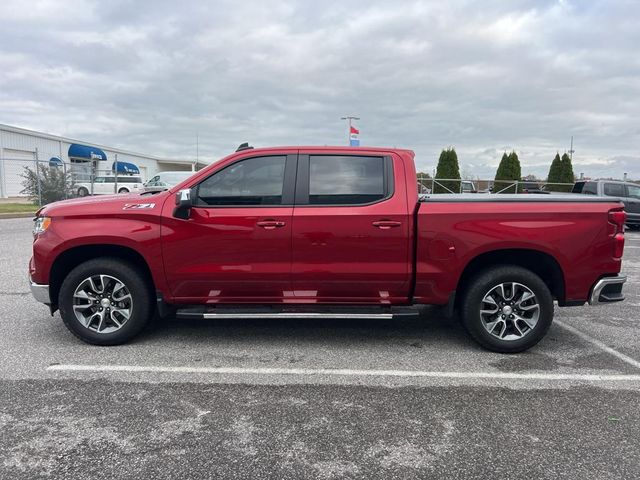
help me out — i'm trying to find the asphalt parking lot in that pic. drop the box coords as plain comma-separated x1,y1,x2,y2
1,217,639,479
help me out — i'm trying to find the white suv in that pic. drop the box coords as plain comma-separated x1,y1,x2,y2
75,176,144,196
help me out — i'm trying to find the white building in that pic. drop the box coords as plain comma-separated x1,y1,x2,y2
0,123,203,197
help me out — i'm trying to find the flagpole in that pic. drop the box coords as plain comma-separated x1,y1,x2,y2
341,115,360,146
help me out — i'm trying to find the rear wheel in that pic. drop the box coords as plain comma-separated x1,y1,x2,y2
118,187,129,194
460,265,554,353
58,258,153,345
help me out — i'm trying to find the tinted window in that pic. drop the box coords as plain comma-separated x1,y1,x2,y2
308,155,386,205
196,156,286,206
604,183,625,197
582,182,598,195
571,181,585,193
626,184,640,199
120,177,142,183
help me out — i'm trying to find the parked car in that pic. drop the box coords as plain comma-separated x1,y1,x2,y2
143,171,194,193
519,181,549,194
461,180,477,193
573,180,640,229
75,176,143,196
30,145,626,353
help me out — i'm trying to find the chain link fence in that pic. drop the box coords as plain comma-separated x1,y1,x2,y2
417,175,577,195
0,155,140,207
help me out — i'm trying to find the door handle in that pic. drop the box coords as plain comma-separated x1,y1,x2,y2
257,220,286,230
372,220,402,229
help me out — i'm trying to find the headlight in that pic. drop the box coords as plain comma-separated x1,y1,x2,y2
33,216,51,235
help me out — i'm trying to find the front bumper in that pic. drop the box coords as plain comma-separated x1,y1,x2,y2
588,275,626,305
29,276,50,304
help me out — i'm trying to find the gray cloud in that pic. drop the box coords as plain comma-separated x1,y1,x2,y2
1,0,638,179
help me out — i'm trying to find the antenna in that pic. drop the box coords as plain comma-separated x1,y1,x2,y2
568,136,575,160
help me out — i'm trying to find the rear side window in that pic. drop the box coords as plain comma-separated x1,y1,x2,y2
582,182,598,195
571,182,585,193
308,155,386,205
626,184,640,199
196,156,286,206
604,183,625,197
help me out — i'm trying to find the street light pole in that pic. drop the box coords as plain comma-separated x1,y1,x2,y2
340,116,360,145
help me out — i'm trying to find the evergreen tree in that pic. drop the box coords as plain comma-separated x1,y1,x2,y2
546,153,563,192
494,151,521,193
546,152,574,192
559,153,575,192
434,148,461,193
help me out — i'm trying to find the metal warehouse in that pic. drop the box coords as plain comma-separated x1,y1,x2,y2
0,123,201,198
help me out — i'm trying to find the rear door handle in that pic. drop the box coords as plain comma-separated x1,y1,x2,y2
257,220,286,230
372,220,402,229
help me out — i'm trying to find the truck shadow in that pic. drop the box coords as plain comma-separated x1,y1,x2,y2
141,306,476,350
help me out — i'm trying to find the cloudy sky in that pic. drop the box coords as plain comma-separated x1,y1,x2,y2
1,0,639,178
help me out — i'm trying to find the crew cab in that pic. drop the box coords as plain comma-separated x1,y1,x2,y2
29,146,627,352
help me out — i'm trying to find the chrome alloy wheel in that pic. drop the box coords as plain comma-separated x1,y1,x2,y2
72,275,133,333
479,282,540,341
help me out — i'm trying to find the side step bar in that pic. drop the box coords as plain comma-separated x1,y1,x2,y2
175,306,418,320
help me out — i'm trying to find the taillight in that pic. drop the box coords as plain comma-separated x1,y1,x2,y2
613,233,625,258
609,210,626,230
609,209,626,258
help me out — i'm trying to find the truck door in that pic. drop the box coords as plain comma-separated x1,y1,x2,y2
291,152,411,303
161,154,296,303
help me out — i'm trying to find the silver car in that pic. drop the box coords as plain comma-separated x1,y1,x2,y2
143,171,194,193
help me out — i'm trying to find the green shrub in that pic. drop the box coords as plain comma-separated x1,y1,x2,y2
20,165,72,205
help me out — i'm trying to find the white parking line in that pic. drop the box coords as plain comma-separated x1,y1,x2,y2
555,320,640,370
46,364,640,382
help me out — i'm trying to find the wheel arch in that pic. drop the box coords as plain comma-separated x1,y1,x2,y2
49,244,155,311
456,248,566,306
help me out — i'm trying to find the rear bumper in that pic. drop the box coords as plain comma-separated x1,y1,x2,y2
588,275,626,305
29,276,50,304
626,212,640,225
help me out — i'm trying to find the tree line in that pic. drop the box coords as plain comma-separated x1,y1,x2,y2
423,148,576,193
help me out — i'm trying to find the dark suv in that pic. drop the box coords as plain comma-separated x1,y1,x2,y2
573,180,640,229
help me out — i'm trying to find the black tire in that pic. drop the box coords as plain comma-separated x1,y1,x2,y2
77,187,89,197
460,265,554,353
118,188,129,194
58,258,153,345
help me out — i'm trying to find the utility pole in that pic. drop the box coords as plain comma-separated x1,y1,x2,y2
569,136,575,160
340,116,360,145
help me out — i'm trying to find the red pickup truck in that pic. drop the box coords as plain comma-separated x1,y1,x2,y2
29,145,627,352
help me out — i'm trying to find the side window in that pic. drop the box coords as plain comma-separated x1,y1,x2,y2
626,184,640,199
582,182,598,195
604,183,625,197
149,175,160,184
196,156,286,206
94,177,105,183
308,155,387,205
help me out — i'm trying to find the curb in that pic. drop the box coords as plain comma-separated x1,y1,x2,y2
0,212,36,219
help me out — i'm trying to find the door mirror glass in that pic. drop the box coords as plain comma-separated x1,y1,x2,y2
173,188,193,219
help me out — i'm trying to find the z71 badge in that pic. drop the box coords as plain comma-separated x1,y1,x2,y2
122,203,155,210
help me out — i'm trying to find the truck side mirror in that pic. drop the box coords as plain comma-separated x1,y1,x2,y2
173,188,193,219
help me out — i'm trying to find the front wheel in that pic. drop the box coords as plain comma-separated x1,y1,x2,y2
118,188,129,194
58,258,153,345
77,187,89,197
460,265,554,353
